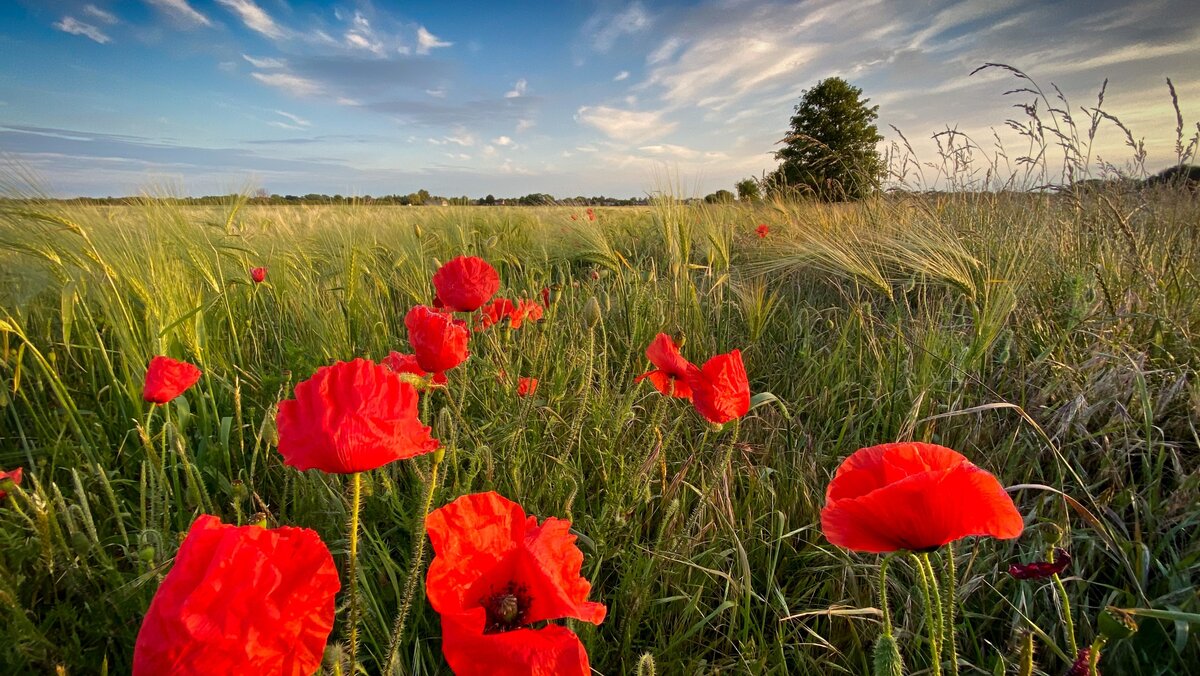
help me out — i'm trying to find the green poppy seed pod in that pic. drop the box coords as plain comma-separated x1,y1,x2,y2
872,634,904,676
70,531,92,557
231,480,248,503
1098,606,1137,641
251,512,268,528
582,297,602,328
138,546,156,563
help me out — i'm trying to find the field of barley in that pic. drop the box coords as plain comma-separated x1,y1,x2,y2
0,187,1198,674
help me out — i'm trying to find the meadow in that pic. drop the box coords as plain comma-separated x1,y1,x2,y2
0,183,1198,674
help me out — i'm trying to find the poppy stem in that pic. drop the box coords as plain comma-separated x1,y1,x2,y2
346,472,363,671
878,554,894,635
1053,567,1078,656
921,555,945,663
911,553,942,676
941,544,960,676
383,453,442,675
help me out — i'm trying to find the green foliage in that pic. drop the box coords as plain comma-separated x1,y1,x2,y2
771,77,884,201
735,179,761,201
0,185,1198,674
703,189,734,204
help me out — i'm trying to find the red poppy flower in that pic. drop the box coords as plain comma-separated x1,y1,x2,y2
517,377,539,397
756,224,769,238
432,256,501,312
406,305,470,374
250,266,267,283
509,298,545,329
276,358,439,473
541,287,552,307
425,492,606,676
685,349,749,424
476,297,516,332
820,442,1024,553
133,514,339,676
586,208,595,221
383,351,448,386
570,214,578,221
0,467,22,501
634,333,694,400
1008,548,1071,580
142,356,202,404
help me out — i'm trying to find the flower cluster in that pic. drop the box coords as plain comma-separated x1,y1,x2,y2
636,333,750,425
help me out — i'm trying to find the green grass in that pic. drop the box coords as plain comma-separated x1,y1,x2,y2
0,188,1198,674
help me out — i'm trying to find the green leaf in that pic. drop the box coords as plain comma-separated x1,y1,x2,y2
749,391,790,418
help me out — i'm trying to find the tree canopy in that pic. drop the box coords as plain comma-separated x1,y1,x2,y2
770,77,883,201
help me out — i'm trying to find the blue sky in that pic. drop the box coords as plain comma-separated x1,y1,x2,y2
1,0,1197,197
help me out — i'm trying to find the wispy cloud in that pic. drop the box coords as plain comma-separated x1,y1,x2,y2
575,106,677,142
416,26,452,54
83,5,118,25
504,79,528,98
251,72,323,97
243,54,285,68
273,110,311,128
144,0,211,28
216,0,285,39
614,70,630,82
585,2,652,52
53,17,111,44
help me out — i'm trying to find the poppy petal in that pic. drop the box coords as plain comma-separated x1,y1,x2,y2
440,610,591,676
426,492,525,615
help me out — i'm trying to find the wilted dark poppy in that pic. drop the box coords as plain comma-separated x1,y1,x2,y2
383,351,448,386
142,356,202,404
276,358,438,473
756,224,769,238
425,492,606,676
686,349,749,424
517,377,539,397
1066,648,1094,676
432,256,500,312
541,287,552,307
1008,548,1070,580
0,467,22,501
133,514,339,676
634,333,694,400
820,442,1024,553
250,266,267,283
406,305,470,374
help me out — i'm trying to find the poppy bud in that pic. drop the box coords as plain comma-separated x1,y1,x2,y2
637,654,657,676
139,546,156,563
1097,606,1137,641
583,297,602,328
70,530,92,557
414,224,423,238
871,634,903,676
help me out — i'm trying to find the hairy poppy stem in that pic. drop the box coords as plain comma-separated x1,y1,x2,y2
878,554,894,635
1053,567,1078,656
346,472,363,670
911,553,942,676
383,453,442,675
942,544,960,676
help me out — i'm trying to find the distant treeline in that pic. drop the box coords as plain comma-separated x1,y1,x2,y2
0,191,654,207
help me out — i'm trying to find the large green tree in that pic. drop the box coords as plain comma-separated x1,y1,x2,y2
771,77,884,200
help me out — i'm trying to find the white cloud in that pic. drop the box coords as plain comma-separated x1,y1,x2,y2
274,110,310,127
251,72,323,97
426,87,447,98
83,5,118,25
614,70,630,82
345,31,384,55
575,106,677,142
493,135,515,147
647,37,681,64
53,17,111,44
444,132,475,147
505,78,528,98
144,0,211,27
416,26,452,54
216,0,285,39
588,2,652,52
516,119,535,133
242,54,285,68
637,143,726,160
